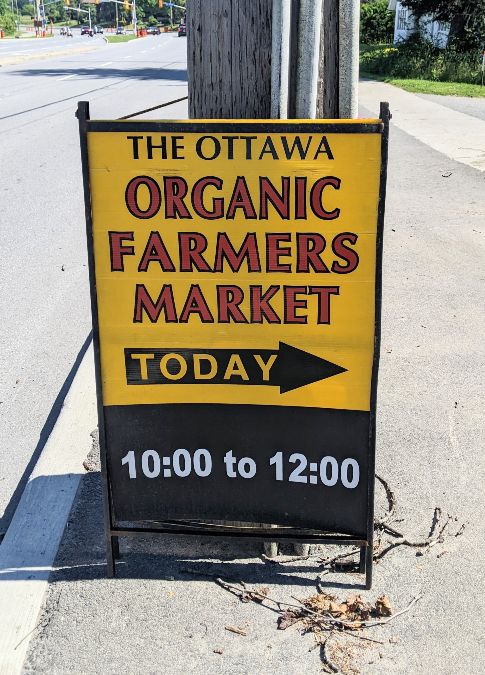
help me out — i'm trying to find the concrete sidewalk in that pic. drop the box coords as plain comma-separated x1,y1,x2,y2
360,79,485,172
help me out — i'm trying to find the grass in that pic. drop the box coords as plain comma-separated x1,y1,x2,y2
361,72,485,97
360,41,483,88
105,34,137,43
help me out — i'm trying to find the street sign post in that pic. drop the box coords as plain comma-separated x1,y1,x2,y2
78,102,389,588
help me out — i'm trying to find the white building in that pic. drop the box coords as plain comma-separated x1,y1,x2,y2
388,0,450,48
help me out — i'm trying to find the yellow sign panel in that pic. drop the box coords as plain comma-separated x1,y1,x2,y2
87,120,383,411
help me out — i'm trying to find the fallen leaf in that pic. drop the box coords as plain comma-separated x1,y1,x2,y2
248,587,269,603
277,609,301,630
375,595,393,617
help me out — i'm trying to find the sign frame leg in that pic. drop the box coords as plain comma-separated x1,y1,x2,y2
77,99,118,579
363,100,391,591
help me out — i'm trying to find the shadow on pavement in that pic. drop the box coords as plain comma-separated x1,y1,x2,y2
0,333,92,535
12,67,188,82
0,471,363,590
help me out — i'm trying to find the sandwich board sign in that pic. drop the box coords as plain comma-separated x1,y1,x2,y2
78,101,389,588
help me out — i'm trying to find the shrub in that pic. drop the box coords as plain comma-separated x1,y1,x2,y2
0,12,16,33
360,38,482,84
22,3,34,18
360,0,394,45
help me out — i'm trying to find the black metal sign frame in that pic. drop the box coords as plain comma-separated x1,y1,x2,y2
77,101,390,589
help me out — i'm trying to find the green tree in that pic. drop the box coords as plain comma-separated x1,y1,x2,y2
402,0,485,49
21,3,35,18
0,0,16,32
360,0,394,44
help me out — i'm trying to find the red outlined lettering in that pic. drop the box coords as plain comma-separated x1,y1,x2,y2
214,232,261,273
331,232,359,274
259,176,290,220
294,176,307,219
310,176,341,220
250,285,281,324
309,286,340,324
133,284,177,323
125,176,161,219
163,176,191,219
217,286,248,323
296,233,329,273
266,233,292,272
138,231,175,272
284,286,308,324
226,176,257,219
179,284,214,323
109,231,134,271
179,233,210,272
191,176,224,219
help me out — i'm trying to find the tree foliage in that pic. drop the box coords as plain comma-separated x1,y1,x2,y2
360,0,395,44
402,0,485,49
0,0,16,32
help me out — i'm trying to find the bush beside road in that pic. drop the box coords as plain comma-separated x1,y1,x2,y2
360,40,485,97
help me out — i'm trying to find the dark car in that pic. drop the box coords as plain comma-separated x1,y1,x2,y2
81,25,91,35
178,23,186,37
116,27,125,35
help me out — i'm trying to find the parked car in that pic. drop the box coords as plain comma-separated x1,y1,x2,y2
178,23,186,37
147,26,160,35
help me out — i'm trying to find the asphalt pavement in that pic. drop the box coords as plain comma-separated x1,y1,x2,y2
0,33,188,536
0,31,106,65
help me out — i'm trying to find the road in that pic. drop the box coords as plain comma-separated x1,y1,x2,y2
0,33,188,535
0,31,105,65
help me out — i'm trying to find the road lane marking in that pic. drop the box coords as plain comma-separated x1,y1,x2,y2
123,55,132,59
0,345,97,675
100,61,113,66
57,74,76,81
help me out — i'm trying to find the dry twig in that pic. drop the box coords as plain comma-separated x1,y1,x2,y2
225,625,247,636
375,474,397,526
321,636,340,673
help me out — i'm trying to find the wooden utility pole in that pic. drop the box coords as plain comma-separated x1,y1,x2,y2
187,0,273,119
187,1,349,121
317,0,340,118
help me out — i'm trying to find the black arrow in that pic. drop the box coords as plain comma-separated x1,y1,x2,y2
125,343,347,394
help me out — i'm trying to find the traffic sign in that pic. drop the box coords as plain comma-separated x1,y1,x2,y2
78,102,390,587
